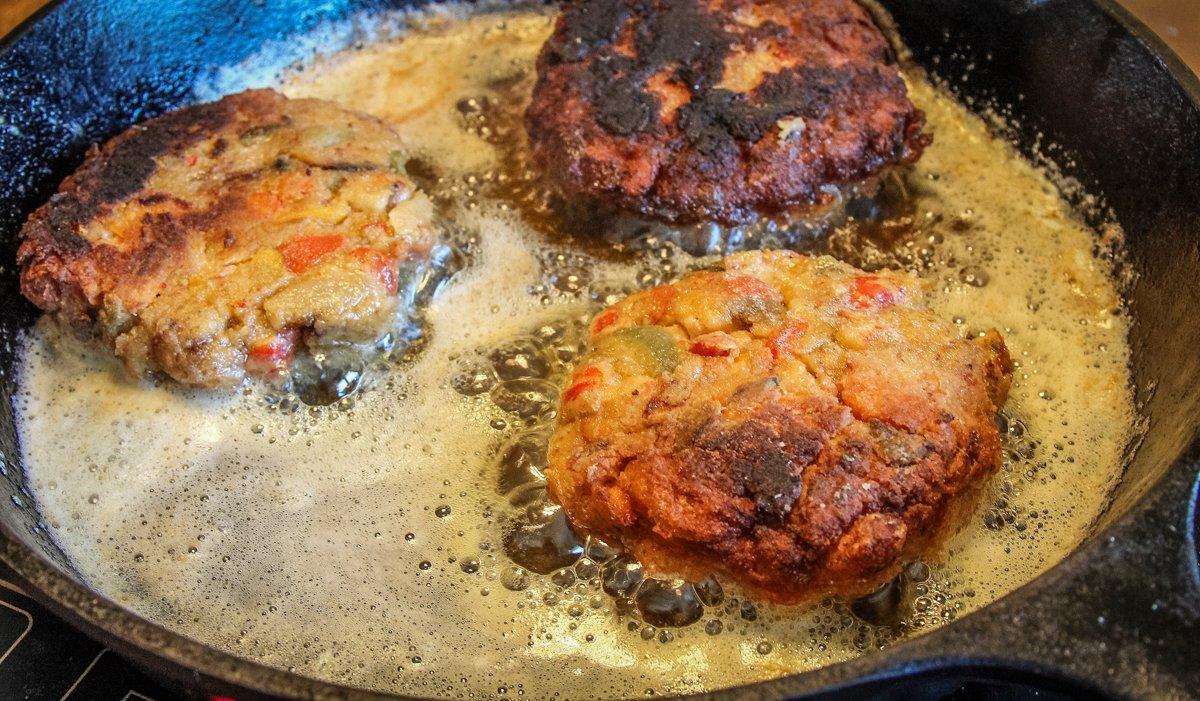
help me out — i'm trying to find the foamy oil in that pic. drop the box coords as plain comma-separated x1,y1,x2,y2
14,3,1137,698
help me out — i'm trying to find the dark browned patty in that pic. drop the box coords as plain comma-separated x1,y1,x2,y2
547,251,1012,604
526,0,930,224
18,89,437,387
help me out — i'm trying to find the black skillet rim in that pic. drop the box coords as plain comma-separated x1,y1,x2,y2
0,0,1197,699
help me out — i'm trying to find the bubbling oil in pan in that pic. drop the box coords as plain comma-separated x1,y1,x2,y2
15,4,1138,699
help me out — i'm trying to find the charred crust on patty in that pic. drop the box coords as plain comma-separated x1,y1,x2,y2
526,0,931,224
687,405,823,523
19,92,258,321
25,96,242,262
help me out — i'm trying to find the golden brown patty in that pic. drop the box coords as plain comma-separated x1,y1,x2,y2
526,0,929,224
547,251,1011,604
18,89,438,387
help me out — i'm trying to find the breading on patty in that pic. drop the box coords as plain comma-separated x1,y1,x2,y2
18,89,438,387
526,0,930,224
547,251,1012,604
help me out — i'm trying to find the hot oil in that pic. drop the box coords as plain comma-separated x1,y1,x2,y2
14,4,1138,699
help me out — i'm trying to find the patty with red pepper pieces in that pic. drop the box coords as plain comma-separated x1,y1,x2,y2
18,89,437,387
526,0,930,224
547,251,1012,604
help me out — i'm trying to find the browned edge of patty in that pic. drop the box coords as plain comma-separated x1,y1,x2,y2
16,91,266,329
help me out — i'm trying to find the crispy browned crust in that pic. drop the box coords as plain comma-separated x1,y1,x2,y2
547,251,1012,604
18,92,247,327
526,0,930,224
18,89,436,387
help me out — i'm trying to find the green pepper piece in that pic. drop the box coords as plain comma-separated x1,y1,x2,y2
593,326,681,375
389,150,407,175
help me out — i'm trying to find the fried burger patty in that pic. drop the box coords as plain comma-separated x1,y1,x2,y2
18,89,438,387
547,251,1012,603
526,0,930,224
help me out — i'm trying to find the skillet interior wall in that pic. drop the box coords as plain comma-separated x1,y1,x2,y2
0,0,1193,621
875,0,1200,523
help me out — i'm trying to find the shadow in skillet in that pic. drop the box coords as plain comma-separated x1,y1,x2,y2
815,664,1112,700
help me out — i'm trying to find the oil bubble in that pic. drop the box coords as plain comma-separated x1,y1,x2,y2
499,565,530,591
550,569,576,588
495,432,548,494
489,378,557,419
601,556,645,598
451,363,496,396
290,347,364,406
489,339,552,381
958,266,990,287
635,579,703,628
694,576,724,606
574,558,600,580
585,537,621,563
502,496,584,574
850,573,913,627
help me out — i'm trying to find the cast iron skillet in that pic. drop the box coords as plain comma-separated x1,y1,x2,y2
0,0,1197,698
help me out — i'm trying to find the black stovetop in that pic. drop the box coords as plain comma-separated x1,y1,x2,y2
0,560,173,700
